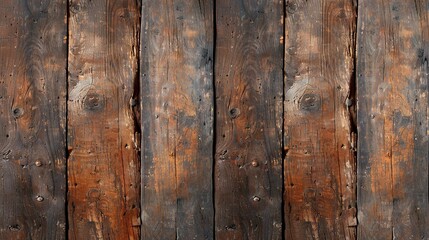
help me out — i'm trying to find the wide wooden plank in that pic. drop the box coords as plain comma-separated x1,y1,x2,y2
67,0,141,238
140,0,214,239
357,0,429,239
283,0,357,239
0,0,67,239
214,1,284,239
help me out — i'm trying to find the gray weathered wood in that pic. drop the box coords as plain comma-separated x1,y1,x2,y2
0,0,67,239
357,0,429,239
140,0,214,238
214,1,284,239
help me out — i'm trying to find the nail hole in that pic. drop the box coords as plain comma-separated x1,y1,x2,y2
8,224,20,231
35,160,42,167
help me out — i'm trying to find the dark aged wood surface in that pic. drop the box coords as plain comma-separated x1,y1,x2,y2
140,0,214,239
0,0,67,239
0,0,428,239
284,0,357,239
67,0,141,239
357,0,429,239
214,1,284,239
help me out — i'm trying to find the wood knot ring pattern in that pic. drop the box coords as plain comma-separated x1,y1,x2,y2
83,93,104,111
298,93,321,112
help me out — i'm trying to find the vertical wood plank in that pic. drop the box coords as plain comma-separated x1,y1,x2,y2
0,0,67,239
67,0,141,239
214,1,284,239
357,0,429,239
283,0,357,239
140,0,214,238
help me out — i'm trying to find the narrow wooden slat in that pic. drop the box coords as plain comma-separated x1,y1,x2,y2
0,0,67,239
283,0,357,239
357,0,428,239
67,0,141,238
214,1,284,239
140,0,214,238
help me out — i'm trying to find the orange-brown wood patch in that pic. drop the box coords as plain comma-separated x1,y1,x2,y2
284,0,357,239
357,0,429,239
67,0,141,239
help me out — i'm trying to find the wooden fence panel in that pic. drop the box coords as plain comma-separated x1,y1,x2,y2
357,0,429,239
283,0,357,239
67,0,141,239
214,1,284,239
0,0,67,239
0,1,428,239
140,0,214,239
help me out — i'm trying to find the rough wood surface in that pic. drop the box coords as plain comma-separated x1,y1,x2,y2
67,0,141,239
214,1,284,239
357,0,429,239
140,0,214,239
283,0,357,239
0,0,67,239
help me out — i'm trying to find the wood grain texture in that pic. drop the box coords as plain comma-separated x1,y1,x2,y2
140,0,214,239
67,0,141,239
283,0,357,239
0,0,67,239
214,1,284,239
357,0,429,239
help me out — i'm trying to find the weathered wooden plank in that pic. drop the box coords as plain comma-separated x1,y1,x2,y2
283,0,357,239
0,0,67,239
67,0,141,239
357,0,429,239
140,0,214,239
214,1,284,239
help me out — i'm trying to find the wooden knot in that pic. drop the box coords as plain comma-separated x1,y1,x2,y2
12,107,24,118
299,93,321,112
229,108,240,119
83,93,104,111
